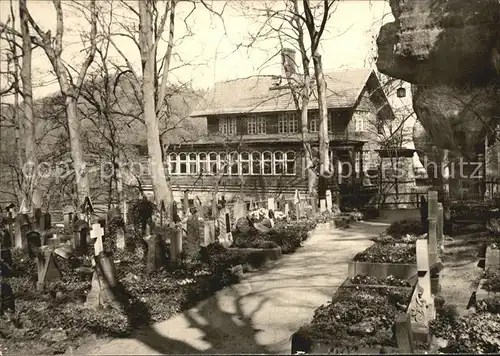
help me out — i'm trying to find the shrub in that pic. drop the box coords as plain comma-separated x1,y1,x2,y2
386,219,425,239
442,312,500,353
353,243,416,264
482,267,500,293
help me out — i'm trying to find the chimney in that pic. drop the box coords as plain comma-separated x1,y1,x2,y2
281,48,297,78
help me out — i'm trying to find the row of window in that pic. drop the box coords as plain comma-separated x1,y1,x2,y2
218,111,368,136
168,151,297,176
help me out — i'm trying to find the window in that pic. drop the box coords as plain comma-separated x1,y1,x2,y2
251,151,261,175
285,151,296,175
309,112,319,132
199,153,208,174
169,153,177,174
274,151,285,175
179,153,187,174
247,116,266,134
241,152,250,175
263,151,272,175
354,112,367,132
278,112,299,134
209,152,218,174
219,153,228,174
219,117,238,135
229,151,239,175
188,153,197,174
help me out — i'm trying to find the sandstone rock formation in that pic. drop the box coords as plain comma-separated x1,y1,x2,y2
377,0,500,154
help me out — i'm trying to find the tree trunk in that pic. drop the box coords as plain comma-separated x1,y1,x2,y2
65,96,90,206
300,86,315,196
312,53,330,199
20,0,40,213
139,0,173,219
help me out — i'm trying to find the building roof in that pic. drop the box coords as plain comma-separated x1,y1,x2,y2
191,68,375,117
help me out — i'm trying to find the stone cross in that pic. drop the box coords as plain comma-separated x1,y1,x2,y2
319,199,327,213
427,190,438,266
90,223,104,256
267,197,275,212
325,190,333,211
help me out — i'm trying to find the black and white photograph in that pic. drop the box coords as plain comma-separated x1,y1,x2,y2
0,0,499,354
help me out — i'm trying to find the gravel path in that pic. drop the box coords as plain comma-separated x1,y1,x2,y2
75,221,388,355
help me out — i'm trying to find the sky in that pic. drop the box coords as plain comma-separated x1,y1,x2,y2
0,0,395,99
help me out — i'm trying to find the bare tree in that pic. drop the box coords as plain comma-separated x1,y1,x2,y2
2,0,100,209
19,0,40,213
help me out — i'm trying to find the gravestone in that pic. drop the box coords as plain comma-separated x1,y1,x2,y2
311,197,318,214
54,242,74,260
40,212,51,233
169,226,183,262
144,231,167,273
201,220,216,246
267,197,275,211
90,223,105,256
14,214,31,249
73,219,89,252
319,199,326,213
427,191,438,266
85,251,118,309
268,209,275,228
232,201,247,229
217,209,233,247
63,205,74,229
0,228,12,249
36,248,61,291
416,239,435,321
185,208,202,257
116,227,126,250
26,230,41,258
183,190,190,216
0,282,14,313
1,248,13,277
420,196,428,229
284,203,289,217
46,234,61,247
33,208,42,230
325,190,333,211
437,203,444,249
82,196,95,224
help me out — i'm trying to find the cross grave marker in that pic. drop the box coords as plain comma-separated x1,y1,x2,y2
90,223,105,256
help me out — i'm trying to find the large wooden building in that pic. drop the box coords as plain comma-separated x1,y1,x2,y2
162,50,396,204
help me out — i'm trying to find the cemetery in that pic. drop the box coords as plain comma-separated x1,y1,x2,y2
291,190,500,354
0,0,499,354
0,194,329,354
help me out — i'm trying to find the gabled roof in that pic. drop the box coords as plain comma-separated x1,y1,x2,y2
191,68,375,117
